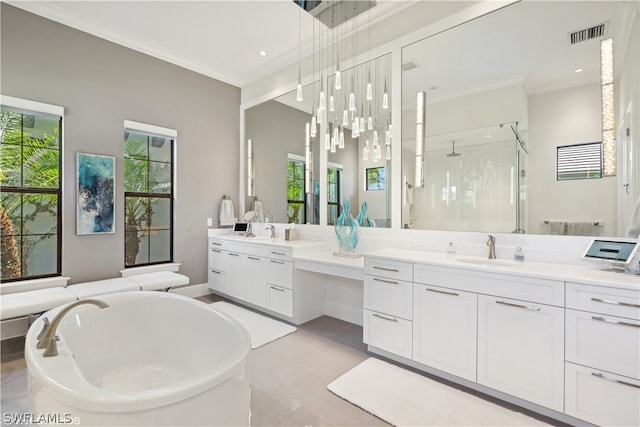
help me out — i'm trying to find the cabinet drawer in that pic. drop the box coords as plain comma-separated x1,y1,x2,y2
566,282,640,320
363,309,412,359
268,246,293,260
226,242,266,257
267,285,293,317
364,276,412,320
566,309,640,379
414,264,564,306
267,259,293,289
565,362,640,427
209,239,226,250
208,268,226,294
208,247,226,271
364,257,413,282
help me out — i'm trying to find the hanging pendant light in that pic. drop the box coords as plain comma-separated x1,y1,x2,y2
385,145,391,160
339,126,345,149
363,138,370,161
382,78,389,110
329,90,335,112
342,107,349,127
367,104,373,130
324,130,331,150
335,51,342,90
319,76,326,111
348,75,356,111
366,69,373,101
310,106,317,138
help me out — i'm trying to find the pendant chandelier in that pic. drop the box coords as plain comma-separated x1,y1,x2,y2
296,1,391,163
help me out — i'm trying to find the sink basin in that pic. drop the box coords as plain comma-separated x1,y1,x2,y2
457,258,515,268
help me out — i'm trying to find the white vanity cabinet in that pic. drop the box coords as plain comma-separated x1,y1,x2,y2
564,282,640,426
413,283,477,381
363,257,413,359
208,239,227,293
477,294,565,412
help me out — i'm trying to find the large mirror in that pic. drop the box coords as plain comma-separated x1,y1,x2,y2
401,1,639,237
245,52,393,227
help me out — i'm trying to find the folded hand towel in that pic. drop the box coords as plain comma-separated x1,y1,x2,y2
219,199,236,226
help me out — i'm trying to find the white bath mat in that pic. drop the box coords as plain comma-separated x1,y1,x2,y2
210,301,296,349
328,358,548,426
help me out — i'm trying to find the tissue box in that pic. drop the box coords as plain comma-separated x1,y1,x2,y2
285,228,299,241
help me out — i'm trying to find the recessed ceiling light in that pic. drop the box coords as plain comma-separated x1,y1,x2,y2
574,68,584,73
485,134,492,138
259,50,267,57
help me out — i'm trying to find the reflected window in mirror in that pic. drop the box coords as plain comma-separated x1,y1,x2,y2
327,164,342,225
366,167,385,191
287,154,306,224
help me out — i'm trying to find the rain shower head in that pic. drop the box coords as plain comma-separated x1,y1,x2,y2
446,141,461,157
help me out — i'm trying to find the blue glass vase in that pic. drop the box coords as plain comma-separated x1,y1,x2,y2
356,201,376,227
334,200,359,254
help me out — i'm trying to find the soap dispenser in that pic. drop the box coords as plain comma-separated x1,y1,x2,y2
514,246,525,264
446,242,456,260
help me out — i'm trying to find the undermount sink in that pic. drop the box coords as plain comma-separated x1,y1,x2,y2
457,258,516,268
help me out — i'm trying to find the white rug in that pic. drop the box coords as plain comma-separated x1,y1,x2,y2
328,358,549,427
210,301,296,349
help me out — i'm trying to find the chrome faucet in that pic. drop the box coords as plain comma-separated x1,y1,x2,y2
36,299,109,357
487,235,496,259
265,224,276,238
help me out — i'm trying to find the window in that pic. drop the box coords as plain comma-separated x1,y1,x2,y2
287,155,305,224
124,122,175,267
557,142,603,181
327,165,342,225
366,167,386,191
1,98,63,281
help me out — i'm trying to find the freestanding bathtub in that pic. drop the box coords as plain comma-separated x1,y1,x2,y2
25,291,251,426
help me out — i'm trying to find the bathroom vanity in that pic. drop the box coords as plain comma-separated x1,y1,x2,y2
363,248,639,426
206,230,639,426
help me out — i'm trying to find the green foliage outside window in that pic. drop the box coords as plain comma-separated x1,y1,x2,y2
287,159,305,224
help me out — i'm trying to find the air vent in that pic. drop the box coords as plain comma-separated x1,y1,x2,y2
402,60,418,71
569,22,608,45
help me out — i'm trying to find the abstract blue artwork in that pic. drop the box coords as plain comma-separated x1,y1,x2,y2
77,153,115,234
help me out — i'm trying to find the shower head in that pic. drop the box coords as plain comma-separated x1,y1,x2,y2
446,141,461,157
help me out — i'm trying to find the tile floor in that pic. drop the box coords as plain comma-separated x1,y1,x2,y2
1,295,564,426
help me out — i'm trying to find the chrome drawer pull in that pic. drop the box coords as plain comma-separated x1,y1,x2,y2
372,266,400,273
270,286,285,292
248,256,260,261
270,260,285,265
373,277,399,285
426,288,459,297
592,372,640,389
372,313,398,323
592,316,640,328
591,297,640,309
271,251,286,256
211,242,222,246
211,249,222,253
228,252,240,257
496,300,540,311
210,269,222,274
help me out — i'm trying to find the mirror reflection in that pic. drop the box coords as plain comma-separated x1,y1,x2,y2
401,1,639,237
244,52,393,227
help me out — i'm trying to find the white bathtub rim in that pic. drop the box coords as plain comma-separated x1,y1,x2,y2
25,292,251,413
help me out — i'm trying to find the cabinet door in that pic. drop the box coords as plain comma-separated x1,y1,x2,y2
364,276,413,320
413,284,477,381
565,362,640,427
225,252,246,299
246,256,267,308
209,247,226,271
208,268,226,293
267,285,293,317
477,295,564,411
363,309,412,359
267,259,293,289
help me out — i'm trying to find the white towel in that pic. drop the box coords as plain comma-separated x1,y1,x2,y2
252,200,265,222
567,222,596,236
219,199,236,226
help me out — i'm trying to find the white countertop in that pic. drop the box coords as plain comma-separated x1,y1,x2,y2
209,234,324,250
365,247,640,291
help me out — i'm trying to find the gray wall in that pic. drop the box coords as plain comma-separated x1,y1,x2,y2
1,5,240,285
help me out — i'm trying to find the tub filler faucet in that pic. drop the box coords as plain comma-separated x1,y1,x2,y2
36,299,109,357
487,235,496,259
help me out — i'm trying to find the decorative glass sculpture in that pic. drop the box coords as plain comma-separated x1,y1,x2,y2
334,200,359,254
356,201,376,227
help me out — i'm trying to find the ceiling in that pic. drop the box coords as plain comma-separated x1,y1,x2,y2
7,0,476,88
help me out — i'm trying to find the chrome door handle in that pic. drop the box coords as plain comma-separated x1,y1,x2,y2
270,260,285,264
228,252,240,257
372,313,398,322
373,277,399,285
271,251,286,256
592,316,640,328
591,297,640,308
270,286,285,292
211,249,222,253
426,288,459,297
248,256,260,261
496,300,540,311
372,266,400,273
210,269,222,274
592,372,640,389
